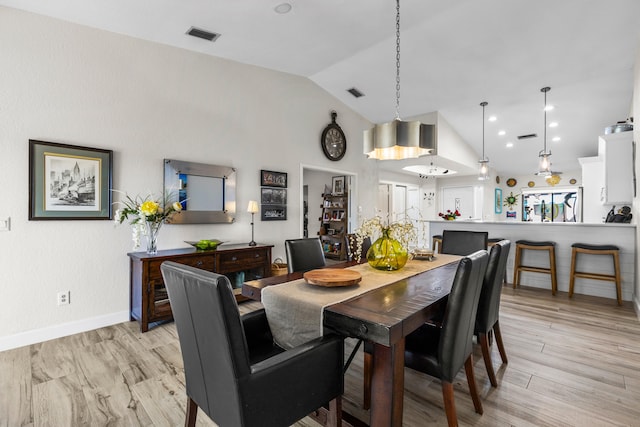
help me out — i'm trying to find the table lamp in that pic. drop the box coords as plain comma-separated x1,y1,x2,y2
247,200,259,246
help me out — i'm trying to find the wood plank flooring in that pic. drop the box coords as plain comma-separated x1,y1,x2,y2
1,286,639,427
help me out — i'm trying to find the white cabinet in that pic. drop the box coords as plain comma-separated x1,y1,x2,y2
579,156,605,222
598,132,634,204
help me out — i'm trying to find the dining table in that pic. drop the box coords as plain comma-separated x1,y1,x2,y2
242,254,461,427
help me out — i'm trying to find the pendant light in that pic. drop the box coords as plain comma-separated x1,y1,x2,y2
363,0,435,160
478,101,490,180
535,86,561,177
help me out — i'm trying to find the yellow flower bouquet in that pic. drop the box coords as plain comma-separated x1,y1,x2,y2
113,190,183,254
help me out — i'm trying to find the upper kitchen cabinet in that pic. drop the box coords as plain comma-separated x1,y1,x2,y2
598,132,634,205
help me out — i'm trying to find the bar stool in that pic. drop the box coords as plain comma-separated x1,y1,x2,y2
513,240,557,295
432,234,442,253
569,243,622,305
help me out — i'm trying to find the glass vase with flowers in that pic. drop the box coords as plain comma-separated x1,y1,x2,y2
352,215,416,271
113,191,183,254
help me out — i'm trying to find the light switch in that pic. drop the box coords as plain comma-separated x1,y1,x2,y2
0,217,10,231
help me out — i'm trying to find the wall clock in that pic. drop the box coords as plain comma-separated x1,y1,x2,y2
321,110,346,161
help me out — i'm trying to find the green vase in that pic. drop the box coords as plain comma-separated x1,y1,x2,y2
367,230,409,271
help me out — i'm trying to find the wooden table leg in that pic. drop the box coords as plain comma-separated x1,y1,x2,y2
370,340,405,427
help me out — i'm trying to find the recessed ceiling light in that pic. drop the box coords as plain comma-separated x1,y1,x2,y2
506,142,514,148
498,130,506,136
549,122,558,128
544,105,555,111
552,136,561,142
488,116,497,122
274,3,292,14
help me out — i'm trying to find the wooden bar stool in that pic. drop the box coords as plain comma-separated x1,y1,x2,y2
569,243,622,305
431,234,442,253
513,240,557,295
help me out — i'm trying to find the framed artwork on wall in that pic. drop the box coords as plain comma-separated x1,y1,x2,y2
261,188,287,205
260,170,287,188
261,204,287,221
495,188,503,214
29,139,113,220
332,176,345,195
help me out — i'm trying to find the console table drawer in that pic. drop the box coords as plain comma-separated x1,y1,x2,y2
218,249,267,272
148,256,215,280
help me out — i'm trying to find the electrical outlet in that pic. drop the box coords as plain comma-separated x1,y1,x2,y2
57,291,70,306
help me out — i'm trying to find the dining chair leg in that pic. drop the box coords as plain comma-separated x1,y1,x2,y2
464,355,483,415
185,397,198,427
328,396,343,427
362,350,372,410
478,332,498,387
494,320,508,364
441,381,458,427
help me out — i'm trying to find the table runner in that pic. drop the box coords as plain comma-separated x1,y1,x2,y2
261,254,461,349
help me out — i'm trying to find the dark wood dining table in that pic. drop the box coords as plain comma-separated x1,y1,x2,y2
242,257,460,427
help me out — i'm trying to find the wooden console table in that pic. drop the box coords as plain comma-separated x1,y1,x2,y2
128,243,273,332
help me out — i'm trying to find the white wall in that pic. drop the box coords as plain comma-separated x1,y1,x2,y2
633,42,640,316
0,7,377,349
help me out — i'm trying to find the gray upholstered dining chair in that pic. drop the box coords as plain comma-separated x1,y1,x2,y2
285,237,326,273
441,230,488,256
475,239,511,387
161,261,344,427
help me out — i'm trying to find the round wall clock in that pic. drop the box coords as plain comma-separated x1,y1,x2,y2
321,110,346,161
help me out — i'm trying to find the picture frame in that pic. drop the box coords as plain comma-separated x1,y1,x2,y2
261,188,287,205
29,139,113,220
261,204,287,221
332,176,345,195
260,169,287,188
495,188,503,214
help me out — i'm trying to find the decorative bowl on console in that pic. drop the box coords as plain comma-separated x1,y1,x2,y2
185,239,224,250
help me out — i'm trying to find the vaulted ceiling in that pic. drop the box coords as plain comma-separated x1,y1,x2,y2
2,0,639,177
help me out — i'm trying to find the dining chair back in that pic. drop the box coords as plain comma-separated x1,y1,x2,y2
441,230,488,256
404,249,489,427
285,237,326,273
345,234,372,262
475,240,511,387
161,261,344,427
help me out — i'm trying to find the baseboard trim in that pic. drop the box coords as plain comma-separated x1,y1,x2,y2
0,311,130,352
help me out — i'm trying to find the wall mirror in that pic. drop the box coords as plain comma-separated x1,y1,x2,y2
164,159,236,224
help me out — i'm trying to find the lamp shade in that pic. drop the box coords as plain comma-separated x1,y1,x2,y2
364,120,436,160
247,200,259,214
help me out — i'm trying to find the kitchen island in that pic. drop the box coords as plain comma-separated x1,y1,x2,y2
427,220,636,303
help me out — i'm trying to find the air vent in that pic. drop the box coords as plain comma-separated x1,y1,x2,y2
186,27,221,42
517,133,538,140
347,87,364,98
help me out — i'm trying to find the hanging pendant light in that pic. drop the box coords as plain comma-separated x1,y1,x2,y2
478,101,490,180
535,86,561,177
364,0,435,160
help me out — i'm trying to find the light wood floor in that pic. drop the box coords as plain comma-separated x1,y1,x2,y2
2,286,639,427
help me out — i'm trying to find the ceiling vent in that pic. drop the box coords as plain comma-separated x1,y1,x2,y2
186,27,221,42
347,87,364,98
517,133,538,140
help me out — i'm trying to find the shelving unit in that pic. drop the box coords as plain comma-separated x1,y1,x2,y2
319,192,348,260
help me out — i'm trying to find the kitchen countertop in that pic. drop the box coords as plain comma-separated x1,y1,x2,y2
425,220,635,227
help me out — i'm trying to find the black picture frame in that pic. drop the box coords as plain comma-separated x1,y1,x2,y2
29,139,113,220
261,188,287,205
261,204,287,221
260,169,287,188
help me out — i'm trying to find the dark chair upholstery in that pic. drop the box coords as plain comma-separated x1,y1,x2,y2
440,230,488,256
345,234,372,262
475,240,511,387
285,237,326,273
161,261,344,427
404,250,489,427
